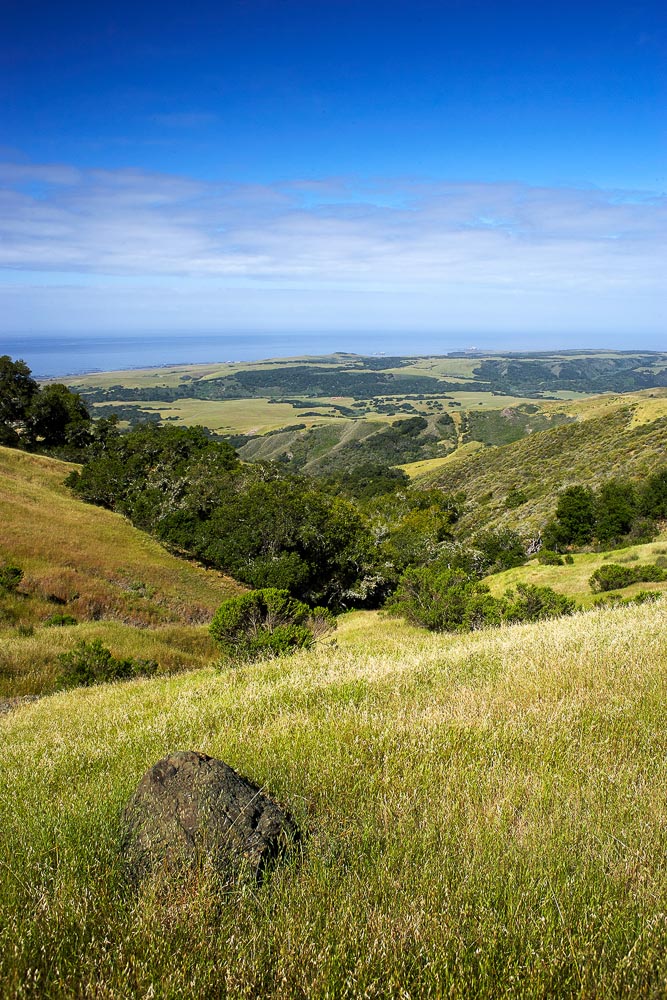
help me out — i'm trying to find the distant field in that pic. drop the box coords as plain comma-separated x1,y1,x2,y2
92,390,567,435
59,354,667,483
93,398,353,434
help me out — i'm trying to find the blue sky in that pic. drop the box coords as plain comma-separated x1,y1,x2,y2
1,0,665,352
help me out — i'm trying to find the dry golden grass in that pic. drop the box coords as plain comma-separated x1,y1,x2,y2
3,602,667,996
0,446,240,629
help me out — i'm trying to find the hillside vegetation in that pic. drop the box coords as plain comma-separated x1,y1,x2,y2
0,446,241,695
3,603,667,996
421,404,667,537
485,539,667,608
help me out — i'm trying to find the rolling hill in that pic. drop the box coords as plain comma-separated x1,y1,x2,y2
0,446,242,696
3,601,667,995
418,393,667,538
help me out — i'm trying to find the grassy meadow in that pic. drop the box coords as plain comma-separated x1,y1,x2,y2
3,604,667,996
486,538,667,608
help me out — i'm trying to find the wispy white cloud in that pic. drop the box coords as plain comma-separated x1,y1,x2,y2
0,162,664,335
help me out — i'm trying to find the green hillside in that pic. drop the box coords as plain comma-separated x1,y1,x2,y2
0,446,242,696
485,539,667,608
3,602,667,996
419,402,667,537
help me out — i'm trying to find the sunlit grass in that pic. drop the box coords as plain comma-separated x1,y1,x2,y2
0,446,240,631
486,538,667,607
3,603,667,996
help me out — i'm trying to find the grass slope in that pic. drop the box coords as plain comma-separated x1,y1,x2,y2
421,405,667,537
3,604,667,996
0,447,242,695
486,539,667,608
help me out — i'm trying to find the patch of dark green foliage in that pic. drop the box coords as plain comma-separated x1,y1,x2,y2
594,589,663,608
209,588,336,663
589,562,666,593
0,355,93,458
538,550,564,566
388,565,575,633
544,471,667,550
44,613,78,627
57,639,158,688
0,565,23,593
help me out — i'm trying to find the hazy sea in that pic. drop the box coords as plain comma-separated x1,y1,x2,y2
1,332,460,378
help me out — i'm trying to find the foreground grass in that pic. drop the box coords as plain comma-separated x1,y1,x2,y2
3,605,667,997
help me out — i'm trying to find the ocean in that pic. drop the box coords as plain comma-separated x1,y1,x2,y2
0,331,454,378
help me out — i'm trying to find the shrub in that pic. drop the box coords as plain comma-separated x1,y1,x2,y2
564,554,574,564
504,488,528,509
57,639,158,688
589,564,637,592
501,583,575,623
471,528,527,574
209,589,336,663
16,624,34,637
589,562,666,593
537,550,563,566
595,590,662,608
387,567,573,633
629,590,663,605
44,613,78,627
623,516,658,545
0,565,23,593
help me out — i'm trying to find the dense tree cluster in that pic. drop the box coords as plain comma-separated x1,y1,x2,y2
0,355,92,454
66,423,394,608
543,473,667,550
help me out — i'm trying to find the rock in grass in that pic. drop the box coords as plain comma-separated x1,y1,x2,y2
122,751,298,882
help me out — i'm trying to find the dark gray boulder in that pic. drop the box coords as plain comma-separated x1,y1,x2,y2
122,750,298,882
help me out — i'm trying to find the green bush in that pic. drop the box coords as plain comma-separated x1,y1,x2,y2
0,565,23,593
595,590,662,608
209,588,336,663
564,554,574,564
471,528,527,573
44,613,78,627
589,564,638,592
501,583,575,623
589,563,666,593
57,639,158,688
537,549,563,565
387,567,574,633
504,487,528,509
